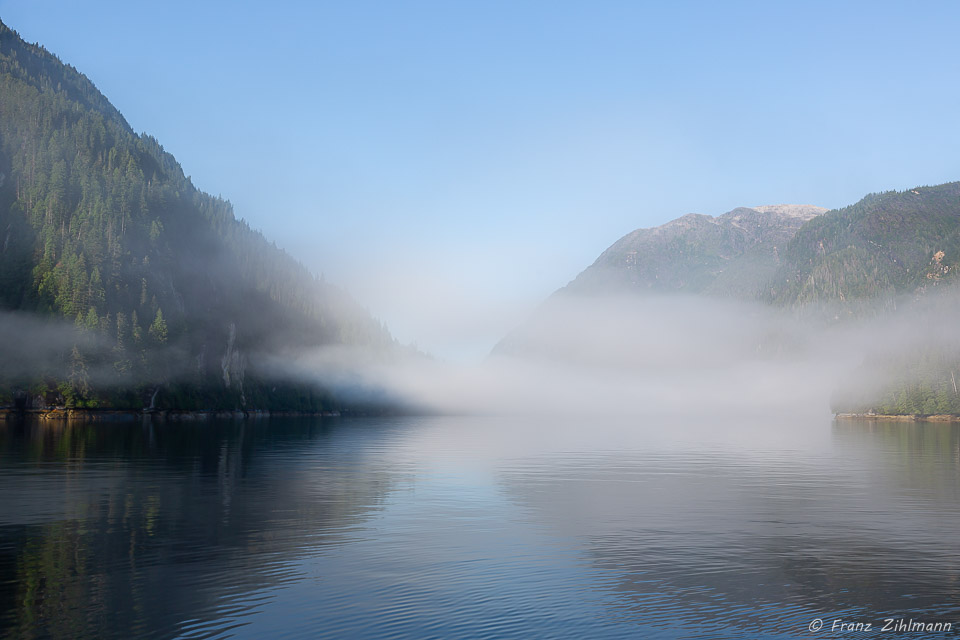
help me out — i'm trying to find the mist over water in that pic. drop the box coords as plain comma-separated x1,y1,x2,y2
9,283,960,422
7,284,960,639
279,290,960,420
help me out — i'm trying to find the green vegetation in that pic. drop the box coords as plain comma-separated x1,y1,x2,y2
832,350,960,416
770,185,960,415
0,20,395,412
767,183,960,307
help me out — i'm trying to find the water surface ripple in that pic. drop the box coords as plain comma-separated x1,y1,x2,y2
1,416,959,638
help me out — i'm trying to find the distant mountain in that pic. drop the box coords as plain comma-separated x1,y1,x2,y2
0,20,396,412
510,181,960,320
497,181,960,417
502,181,960,330
494,203,825,356
565,204,826,299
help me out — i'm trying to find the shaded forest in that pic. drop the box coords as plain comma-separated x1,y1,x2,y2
0,20,396,413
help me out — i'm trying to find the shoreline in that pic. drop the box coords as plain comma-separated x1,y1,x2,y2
835,413,960,423
0,408,342,422
8,410,960,424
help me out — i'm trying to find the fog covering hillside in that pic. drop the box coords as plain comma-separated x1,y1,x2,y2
0,20,398,412
766,182,960,414
487,186,960,418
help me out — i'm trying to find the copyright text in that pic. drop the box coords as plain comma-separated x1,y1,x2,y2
808,618,953,633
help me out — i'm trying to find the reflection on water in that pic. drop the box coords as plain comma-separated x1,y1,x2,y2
2,416,960,638
0,419,408,640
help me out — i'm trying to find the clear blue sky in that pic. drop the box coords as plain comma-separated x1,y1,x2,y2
3,1,960,360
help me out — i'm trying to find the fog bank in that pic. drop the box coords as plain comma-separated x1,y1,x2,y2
9,287,960,418
281,289,960,420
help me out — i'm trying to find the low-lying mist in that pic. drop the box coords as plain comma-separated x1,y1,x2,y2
0,312,128,387
278,290,960,420
9,286,960,420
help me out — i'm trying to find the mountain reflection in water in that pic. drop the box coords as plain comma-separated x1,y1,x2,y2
1,416,959,639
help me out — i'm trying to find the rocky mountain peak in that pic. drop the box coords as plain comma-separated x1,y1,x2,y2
749,204,828,220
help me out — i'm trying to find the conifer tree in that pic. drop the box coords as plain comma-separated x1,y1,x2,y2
149,308,167,344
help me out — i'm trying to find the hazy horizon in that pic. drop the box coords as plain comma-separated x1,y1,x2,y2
3,1,960,361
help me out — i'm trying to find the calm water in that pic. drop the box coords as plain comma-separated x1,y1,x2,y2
2,415,960,639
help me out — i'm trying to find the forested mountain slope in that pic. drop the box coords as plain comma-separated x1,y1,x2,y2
0,20,395,412
766,182,960,310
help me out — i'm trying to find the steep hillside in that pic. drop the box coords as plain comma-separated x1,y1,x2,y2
0,20,395,412
766,182,960,309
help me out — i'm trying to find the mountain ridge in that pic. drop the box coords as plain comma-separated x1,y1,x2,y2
563,203,827,300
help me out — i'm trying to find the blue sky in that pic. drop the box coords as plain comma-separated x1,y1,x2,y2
3,1,960,360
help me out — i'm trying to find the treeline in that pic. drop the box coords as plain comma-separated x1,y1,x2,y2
833,349,960,416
